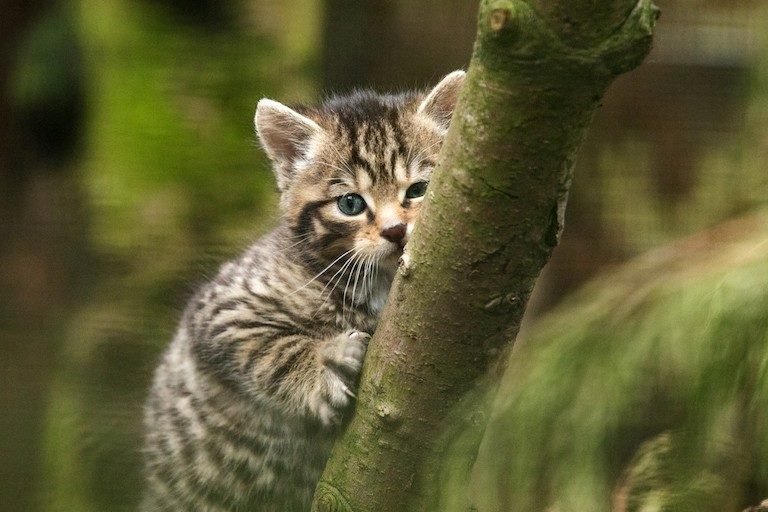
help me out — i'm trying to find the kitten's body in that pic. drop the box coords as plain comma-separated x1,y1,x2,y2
143,228,381,511
143,72,465,512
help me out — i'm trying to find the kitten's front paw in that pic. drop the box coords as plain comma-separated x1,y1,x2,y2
316,330,370,427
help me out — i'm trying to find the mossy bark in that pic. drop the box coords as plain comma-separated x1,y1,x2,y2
312,1,658,511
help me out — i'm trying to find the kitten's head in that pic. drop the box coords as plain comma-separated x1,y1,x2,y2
255,71,465,273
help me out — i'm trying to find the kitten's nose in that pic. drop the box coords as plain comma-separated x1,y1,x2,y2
380,223,407,244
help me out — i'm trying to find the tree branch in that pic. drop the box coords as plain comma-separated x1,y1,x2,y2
312,1,658,510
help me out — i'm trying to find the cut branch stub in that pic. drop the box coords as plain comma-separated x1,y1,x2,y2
475,0,659,79
489,5,516,33
312,1,658,511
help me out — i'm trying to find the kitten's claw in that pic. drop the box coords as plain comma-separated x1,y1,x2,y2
347,330,371,346
326,330,369,378
398,252,411,276
342,385,356,399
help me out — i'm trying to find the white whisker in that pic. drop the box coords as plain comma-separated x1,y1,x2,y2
319,249,360,300
369,253,379,300
288,248,355,296
311,248,362,319
327,144,354,172
282,232,314,251
350,254,367,312
342,255,365,322
316,159,355,176
361,253,374,301
409,138,444,168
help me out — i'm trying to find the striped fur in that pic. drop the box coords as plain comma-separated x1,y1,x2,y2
142,71,465,511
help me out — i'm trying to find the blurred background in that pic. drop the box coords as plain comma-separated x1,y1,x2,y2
0,0,766,510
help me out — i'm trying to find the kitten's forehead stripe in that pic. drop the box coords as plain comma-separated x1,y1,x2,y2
311,90,428,194
392,151,407,183
355,127,378,186
347,131,371,178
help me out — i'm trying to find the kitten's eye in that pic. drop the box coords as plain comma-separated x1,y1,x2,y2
405,181,429,199
337,193,367,216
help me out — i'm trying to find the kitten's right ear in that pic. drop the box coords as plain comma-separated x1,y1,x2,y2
417,70,466,132
255,99,322,188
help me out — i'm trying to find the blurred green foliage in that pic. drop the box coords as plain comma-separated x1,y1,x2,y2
0,0,764,511
438,210,768,511
37,1,319,510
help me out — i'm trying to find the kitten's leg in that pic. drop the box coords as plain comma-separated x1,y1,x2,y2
315,330,370,426
226,328,371,427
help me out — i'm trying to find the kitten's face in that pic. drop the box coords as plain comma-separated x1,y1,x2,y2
285,108,442,270
255,71,465,274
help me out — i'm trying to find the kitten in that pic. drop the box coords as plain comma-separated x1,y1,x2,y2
142,70,465,512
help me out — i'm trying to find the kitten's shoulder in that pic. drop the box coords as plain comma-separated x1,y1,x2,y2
200,223,313,309
217,224,293,275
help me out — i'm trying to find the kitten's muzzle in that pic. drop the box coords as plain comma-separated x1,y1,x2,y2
380,223,407,246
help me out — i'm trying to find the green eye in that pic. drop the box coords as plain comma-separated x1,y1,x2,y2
337,193,367,215
405,181,429,199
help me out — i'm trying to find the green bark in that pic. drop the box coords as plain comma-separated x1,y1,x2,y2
312,1,658,511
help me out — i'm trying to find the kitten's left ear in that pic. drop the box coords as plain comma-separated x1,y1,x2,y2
417,70,466,131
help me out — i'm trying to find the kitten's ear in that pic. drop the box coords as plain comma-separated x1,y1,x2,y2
255,99,322,187
417,70,466,131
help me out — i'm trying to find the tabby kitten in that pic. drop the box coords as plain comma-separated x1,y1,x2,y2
142,70,465,512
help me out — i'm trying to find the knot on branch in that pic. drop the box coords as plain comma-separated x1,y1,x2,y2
376,401,403,427
485,1,520,44
312,482,353,512
489,9,509,31
484,292,522,315
479,0,659,78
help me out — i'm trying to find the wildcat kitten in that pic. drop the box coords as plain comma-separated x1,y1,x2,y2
142,70,465,512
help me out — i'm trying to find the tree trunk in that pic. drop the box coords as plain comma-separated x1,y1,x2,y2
312,1,659,510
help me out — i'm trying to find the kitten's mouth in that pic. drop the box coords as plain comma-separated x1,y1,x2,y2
384,241,406,262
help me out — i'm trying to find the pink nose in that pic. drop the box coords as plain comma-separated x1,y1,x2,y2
380,223,407,244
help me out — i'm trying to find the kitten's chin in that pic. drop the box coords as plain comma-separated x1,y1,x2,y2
382,244,404,269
